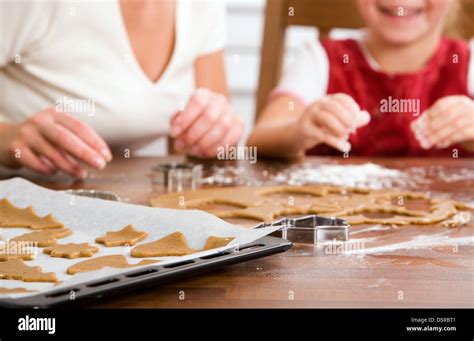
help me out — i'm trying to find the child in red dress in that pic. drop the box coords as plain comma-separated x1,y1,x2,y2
248,0,474,157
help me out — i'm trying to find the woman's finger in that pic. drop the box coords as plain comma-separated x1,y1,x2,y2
194,112,234,155
37,122,107,169
204,117,245,158
9,143,56,175
170,110,182,130
171,88,213,137
53,110,112,161
179,98,224,146
28,130,87,178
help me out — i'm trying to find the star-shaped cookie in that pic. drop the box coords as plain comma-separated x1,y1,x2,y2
43,243,99,259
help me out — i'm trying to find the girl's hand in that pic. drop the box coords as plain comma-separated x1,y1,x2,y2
3,108,112,178
411,96,474,150
292,93,370,152
170,88,245,158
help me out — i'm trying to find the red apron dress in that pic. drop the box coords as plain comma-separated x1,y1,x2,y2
307,38,473,157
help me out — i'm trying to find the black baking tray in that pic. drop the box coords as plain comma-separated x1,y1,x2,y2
0,235,292,309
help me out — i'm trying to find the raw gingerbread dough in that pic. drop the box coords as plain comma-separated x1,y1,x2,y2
131,232,196,257
95,224,148,247
11,228,73,247
0,198,64,229
0,287,36,294
67,255,158,275
43,243,99,259
203,236,235,251
150,185,472,226
0,259,58,282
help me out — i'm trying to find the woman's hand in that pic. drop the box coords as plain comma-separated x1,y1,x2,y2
411,96,474,150
291,93,370,152
170,88,245,158
1,108,112,178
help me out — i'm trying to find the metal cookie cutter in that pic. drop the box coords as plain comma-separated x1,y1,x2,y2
62,189,121,202
151,162,203,192
254,215,350,244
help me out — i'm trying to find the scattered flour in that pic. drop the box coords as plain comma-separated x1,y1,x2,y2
350,225,392,235
283,163,406,188
202,163,412,189
343,233,474,255
202,163,473,190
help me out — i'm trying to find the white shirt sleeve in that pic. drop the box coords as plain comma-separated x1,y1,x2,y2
0,1,57,122
0,1,57,67
271,39,329,106
192,0,226,57
468,39,474,97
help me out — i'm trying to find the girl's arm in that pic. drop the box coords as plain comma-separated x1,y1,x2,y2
247,96,307,159
247,93,370,159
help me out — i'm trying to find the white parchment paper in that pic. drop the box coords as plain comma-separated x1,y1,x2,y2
0,178,281,299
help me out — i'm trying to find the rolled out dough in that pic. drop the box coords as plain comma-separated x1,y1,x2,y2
150,185,471,226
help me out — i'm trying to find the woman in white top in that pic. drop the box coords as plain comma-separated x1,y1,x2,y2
0,0,244,179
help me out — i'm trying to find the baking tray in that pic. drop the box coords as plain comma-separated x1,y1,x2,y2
1,178,286,305
0,235,291,309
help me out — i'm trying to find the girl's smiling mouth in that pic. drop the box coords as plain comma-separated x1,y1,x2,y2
376,3,425,20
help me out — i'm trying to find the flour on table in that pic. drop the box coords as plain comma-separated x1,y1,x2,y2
202,163,473,190
343,232,474,255
203,163,409,189
284,163,406,188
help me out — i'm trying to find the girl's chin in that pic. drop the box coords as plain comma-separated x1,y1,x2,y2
377,28,429,45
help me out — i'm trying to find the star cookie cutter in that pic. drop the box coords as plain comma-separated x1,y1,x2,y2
254,215,350,244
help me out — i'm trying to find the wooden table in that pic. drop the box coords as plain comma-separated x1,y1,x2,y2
1,156,473,308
